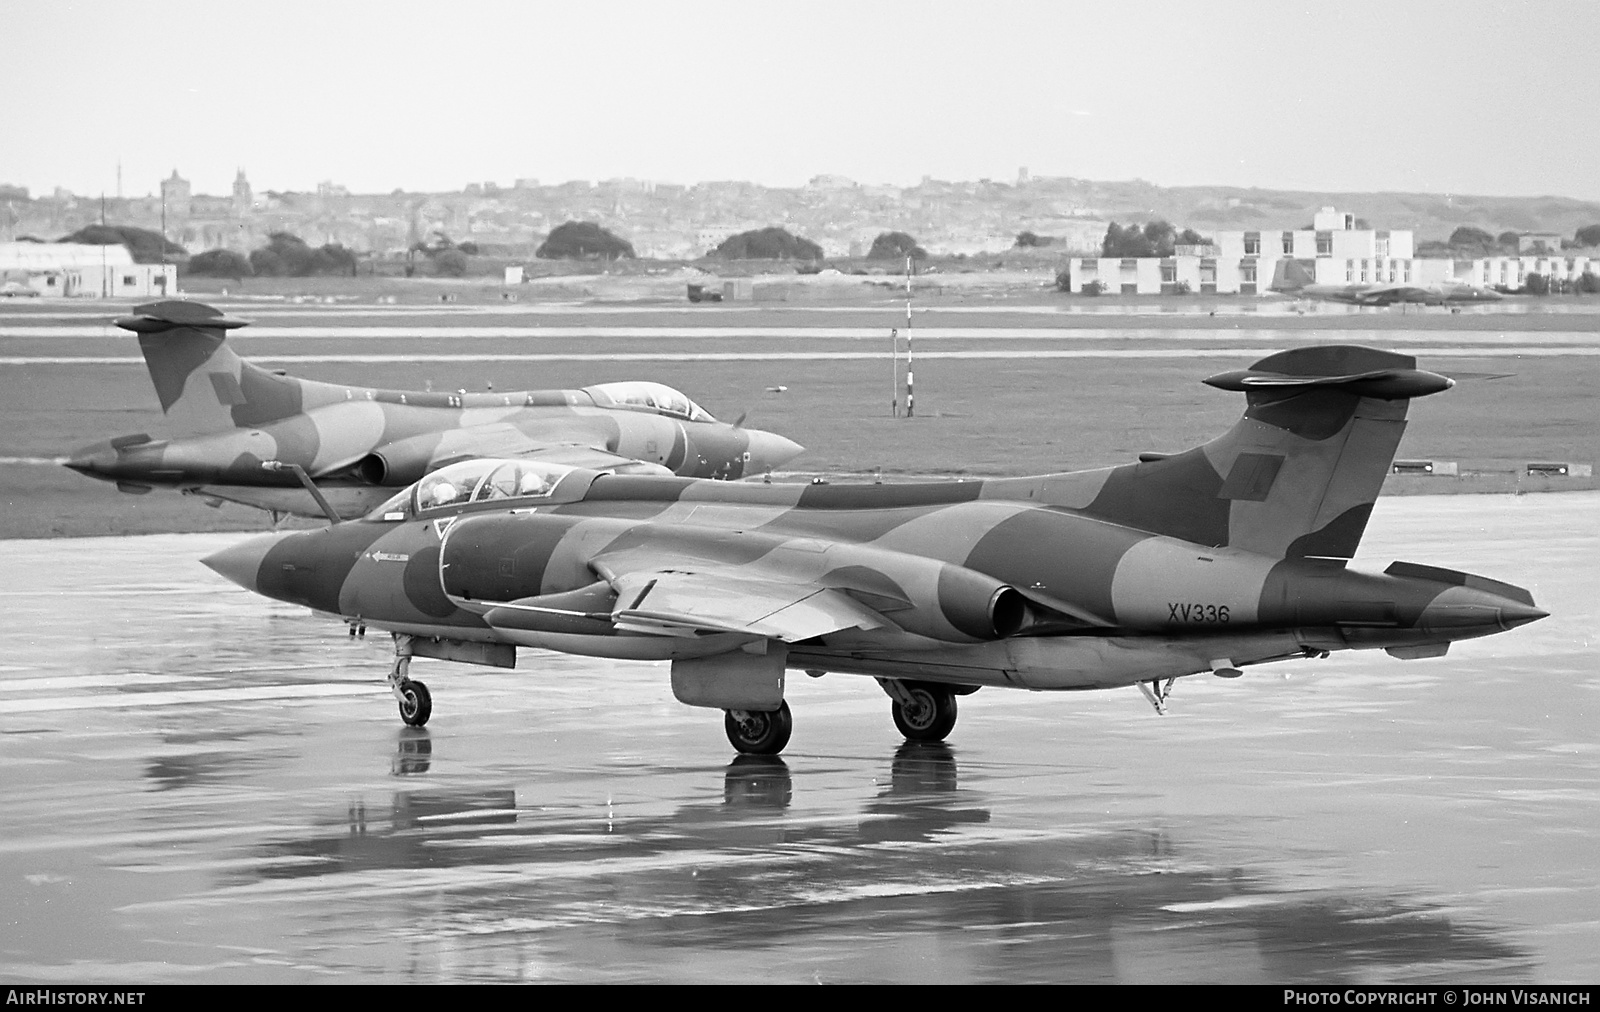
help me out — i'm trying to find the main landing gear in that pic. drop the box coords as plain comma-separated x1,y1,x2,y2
879,678,958,743
724,701,792,755
388,633,432,727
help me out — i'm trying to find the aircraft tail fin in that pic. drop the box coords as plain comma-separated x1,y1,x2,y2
116,301,305,437
1077,346,1453,560
1268,258,1318,293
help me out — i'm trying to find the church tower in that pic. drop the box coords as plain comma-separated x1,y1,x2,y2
232,169,253,216
160,169,191,219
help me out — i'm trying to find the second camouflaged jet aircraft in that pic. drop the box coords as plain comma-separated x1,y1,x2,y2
203,345,1546,755
66,300,803,519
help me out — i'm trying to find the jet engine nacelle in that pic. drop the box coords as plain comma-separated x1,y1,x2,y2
927,564,1029,641
354,434,448,486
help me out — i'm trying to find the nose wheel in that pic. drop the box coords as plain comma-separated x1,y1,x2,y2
387,633,433,727
724,701,793,755
397,679,432,727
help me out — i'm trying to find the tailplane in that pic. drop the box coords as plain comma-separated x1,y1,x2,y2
116,300,305,436
1074,346,1453,559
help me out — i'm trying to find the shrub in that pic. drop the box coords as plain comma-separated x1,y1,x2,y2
711,226,822,260
866,231,927,260
433,248,469,277
536,221,635,259
186,249,252,280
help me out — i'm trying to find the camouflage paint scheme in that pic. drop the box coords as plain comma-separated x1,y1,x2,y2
66,300,803,519
204,345,1546,753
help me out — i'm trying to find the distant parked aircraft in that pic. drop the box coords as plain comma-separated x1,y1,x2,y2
1270,260,1501,305
66,301,803,519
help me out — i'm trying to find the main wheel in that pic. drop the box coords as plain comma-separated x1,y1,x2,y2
398,679,432,727
891,684,957,742
724,700,793,755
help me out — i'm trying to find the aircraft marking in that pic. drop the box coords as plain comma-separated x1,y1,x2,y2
1168,602,1231,624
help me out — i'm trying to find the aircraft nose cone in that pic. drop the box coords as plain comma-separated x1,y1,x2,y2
64,441,117,478
1418,587,1549,636
745,430,804,471
1497,600,1549,631
202,531,294,592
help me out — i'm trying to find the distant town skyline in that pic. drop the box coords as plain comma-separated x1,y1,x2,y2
7,0,1598,202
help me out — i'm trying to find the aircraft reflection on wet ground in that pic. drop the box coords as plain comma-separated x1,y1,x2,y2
209,739,1529,984
0,492,1594,982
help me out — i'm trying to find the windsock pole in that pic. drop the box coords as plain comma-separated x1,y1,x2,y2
905,256,914,418
889,327,899,416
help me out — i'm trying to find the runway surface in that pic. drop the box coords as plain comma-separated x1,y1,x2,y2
0,492,1594,983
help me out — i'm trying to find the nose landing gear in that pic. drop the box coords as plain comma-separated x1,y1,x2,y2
387,633,432,727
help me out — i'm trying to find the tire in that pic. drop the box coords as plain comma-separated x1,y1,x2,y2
891,685,957,742
398,679,432,727
724,700,793,755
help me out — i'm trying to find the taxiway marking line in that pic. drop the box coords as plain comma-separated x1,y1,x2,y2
3,347,1596,366
5,682,388,713
0,673,206,692
4,324,1600,342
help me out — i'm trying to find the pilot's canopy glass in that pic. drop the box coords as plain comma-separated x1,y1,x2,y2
408,458,574,514
586,381,714,422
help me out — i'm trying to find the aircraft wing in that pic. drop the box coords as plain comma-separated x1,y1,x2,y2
1350,284,1436,305
598,566,891,641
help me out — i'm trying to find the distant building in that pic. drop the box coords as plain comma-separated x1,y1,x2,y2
231,170,253,216
0,242,175,298
1517,232,1563,253
1062,207,1417,295
160,169,191,220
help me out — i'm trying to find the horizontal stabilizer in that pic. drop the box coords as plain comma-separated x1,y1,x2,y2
115,300,250,334
1384,561,1536,607
1205,346,1453,400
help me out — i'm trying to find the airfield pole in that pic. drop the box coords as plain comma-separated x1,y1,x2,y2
905,255,914,418
890,327,900,416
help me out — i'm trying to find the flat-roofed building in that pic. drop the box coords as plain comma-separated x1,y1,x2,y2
0,242,176,298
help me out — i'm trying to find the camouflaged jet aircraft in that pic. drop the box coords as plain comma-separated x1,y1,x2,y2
65,300,803,519
202,345,1546,754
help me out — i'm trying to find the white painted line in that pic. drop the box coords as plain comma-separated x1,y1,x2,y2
4,324,1600,342
0,673,210,692
2,346,1596,367
5,682,388,713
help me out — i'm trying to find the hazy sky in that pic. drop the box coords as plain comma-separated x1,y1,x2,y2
6,0,1596,200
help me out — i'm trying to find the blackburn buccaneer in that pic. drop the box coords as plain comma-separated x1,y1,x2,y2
1293,281,1504,306
66,300,803,519
1269,262,1502,306
202,345,1545,753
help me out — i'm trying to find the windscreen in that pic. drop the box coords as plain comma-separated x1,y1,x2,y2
411,459,575,513
585,381,715,422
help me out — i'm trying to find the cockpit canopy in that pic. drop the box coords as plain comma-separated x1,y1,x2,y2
366,458,584,519
584,381,716,423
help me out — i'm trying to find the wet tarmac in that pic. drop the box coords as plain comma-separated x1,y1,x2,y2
1,492,1594,983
